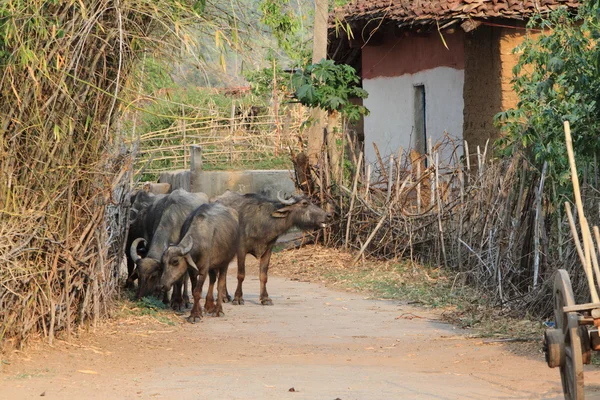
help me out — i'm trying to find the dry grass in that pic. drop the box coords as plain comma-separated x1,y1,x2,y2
0,0,211,352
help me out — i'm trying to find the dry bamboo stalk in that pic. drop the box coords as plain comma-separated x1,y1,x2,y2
593,226,600,266
564,120,600,301
394,163,402,203
386,155,394,202
477,145,483,179
553,182,564,262
464,140,471,171
352,212,387,265
586,225,600,297
482,139,489,167
345,152,363,249
532,161,547,289
364,164,371,204
566,203,597,301
435,152,447,269
416,162,421,214
427,139,434,209
372,143,388,182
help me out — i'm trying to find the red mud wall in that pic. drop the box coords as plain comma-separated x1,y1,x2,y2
362,30,465,79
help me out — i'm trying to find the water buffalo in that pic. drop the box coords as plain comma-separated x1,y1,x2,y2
215,191,332,305
129,189,209,309
125,191,167,288
158,203,239,323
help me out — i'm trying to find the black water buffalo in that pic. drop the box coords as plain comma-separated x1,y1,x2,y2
158,203,239,323
125,191,167,288
129,189,209,309
215,191,332,305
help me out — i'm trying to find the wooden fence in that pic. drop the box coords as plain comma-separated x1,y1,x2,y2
129,106,307,177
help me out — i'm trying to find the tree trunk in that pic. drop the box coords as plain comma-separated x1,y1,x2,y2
307,0,328,163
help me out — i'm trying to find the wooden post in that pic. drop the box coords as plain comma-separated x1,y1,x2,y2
273,59,280,157
230,101,235,166
306,0,328,162
182,107,187,170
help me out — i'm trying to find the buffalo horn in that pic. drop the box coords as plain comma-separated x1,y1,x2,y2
185,254,199,272
277,191,296,205
130,238,147,262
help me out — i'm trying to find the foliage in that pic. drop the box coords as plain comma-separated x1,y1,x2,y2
494,3,600,196
244,59,294,98
258,0,311,65
291,59,369,121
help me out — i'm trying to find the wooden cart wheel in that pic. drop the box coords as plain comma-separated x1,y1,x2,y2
554,269,584,400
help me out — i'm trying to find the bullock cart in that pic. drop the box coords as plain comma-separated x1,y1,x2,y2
544,122,600,400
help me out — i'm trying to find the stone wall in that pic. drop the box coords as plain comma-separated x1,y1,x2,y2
158,146,296,199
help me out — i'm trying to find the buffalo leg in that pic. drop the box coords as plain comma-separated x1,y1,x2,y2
170,275,185,311
232,249,247,305
259,246,274,306
205,269,217,314
182,274,191,309
213,263,229,317
188,268,208,324
125,262,138,289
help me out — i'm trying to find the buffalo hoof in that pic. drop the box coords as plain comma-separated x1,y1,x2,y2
204,302,216,314
171,300,184,312
222,293,232,303
260,298,273,306
232,298,245,305
214,311,225,317
187,315,202,324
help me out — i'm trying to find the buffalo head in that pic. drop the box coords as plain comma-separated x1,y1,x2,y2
130,238,162,299
274,192,332,230
158,235,197,292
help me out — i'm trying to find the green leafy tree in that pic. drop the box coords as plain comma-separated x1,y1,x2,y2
291,59,368,122
259,0,311,64
292,59,369,184
495,3,600,197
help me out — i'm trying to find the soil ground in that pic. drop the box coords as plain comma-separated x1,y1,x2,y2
2,250,600,399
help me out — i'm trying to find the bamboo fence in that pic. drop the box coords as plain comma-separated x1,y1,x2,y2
129,105,307,177
296,134,600,317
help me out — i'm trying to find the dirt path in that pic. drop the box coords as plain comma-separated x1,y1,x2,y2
2,266,599,399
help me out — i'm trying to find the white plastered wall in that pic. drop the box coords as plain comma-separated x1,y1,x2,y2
362,67,464,167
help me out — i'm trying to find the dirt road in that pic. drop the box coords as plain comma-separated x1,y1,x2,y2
1,267,598,399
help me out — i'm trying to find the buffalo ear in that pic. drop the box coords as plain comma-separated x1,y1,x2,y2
179,235,194,255
271,206,292,218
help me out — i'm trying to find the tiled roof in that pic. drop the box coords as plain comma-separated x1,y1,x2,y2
333,0,580,27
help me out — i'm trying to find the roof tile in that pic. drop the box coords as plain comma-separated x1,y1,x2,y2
333,0,579,27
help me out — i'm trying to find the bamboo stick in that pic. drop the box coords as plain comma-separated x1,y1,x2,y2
564,120,600,301
532,161,547,289
464,140,471,171
345,152,363,249
416,161,421,214
435,152,447,269
386,155,394,203
352,212,387,265
364,164,371,204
